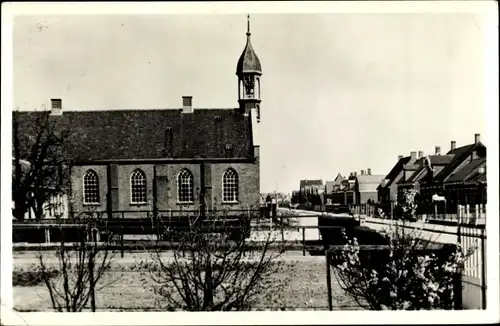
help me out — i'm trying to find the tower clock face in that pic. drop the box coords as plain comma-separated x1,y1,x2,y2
243,75,255,98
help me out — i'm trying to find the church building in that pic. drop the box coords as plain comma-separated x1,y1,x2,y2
14,16,263,219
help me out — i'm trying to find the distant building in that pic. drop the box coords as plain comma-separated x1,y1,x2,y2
354,169,384,204
299,179,324,196
325,173,344,194
324,169,382,206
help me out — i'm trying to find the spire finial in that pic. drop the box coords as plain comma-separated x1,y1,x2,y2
246,14,251,36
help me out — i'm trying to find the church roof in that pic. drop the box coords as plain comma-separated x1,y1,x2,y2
13,109,254,162
236,16,262,75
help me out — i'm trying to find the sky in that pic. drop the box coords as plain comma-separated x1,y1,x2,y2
11,8,493,194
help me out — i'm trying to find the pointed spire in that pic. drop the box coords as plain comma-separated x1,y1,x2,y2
247,14,251,36
236,14,262,75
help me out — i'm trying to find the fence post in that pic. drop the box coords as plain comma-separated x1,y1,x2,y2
89,235,97,312
120,225,124,258
44,227,51,243
302,227,306,257
453,269,463,310
325,251,333,311
480,228,487,309
281,216,285,243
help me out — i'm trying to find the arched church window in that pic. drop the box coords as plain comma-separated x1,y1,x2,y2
222,168,239,203
177,169,194,203
130,169,147,204
83,170,100,204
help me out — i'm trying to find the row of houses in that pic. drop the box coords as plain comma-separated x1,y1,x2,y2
378,133,486,215
292,169,385,208
293,133,486,216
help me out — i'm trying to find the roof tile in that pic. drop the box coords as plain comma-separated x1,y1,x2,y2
13,109,254,161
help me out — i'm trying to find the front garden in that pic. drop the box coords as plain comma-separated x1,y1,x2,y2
13,257,361,311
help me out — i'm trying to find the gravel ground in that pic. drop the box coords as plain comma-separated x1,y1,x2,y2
13,257,362,312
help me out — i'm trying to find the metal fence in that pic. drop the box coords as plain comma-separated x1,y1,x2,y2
458,223,486,309
346,203,486,226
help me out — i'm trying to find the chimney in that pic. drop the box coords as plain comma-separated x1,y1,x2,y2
435,146,441,155
398,155,404,161
361,170,365,176
50,98,62,116
367,168,371,175
182,96,193,113
225,144,234,158
410,151,417,161
418,150,424,159
451,140,456,151
474,133,480,144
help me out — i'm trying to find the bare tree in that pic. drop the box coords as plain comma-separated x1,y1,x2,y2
12,110,71,220
144,208,291,311
37,212,120,312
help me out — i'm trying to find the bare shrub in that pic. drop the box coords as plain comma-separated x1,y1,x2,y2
144,209,291,311
37,212,120,312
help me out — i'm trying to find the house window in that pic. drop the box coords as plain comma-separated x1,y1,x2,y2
177,168,194,203
83,170,100,204
130,169,147,204
222,168,238,203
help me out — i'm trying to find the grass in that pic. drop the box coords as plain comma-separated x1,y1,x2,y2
13,258,362,311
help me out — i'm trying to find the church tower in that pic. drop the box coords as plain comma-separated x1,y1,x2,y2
236,15,262,121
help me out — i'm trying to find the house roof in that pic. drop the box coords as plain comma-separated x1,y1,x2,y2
435,142,486,182
13,109,254,162
381,156,411,189
333,173,344,185
401,155,455,185
446,158,486,183
356,175,385,192
427,154,455,166
475,173,487,183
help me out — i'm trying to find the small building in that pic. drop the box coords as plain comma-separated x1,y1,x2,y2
354,169,384,204
299,179,324,196
324,173,344,194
